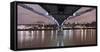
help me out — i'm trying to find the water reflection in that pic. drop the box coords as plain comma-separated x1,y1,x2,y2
18,28,96,48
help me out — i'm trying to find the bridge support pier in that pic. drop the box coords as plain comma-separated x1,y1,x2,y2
57,26,64,46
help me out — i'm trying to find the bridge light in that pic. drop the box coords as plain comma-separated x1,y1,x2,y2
73,13,76,16
45,12,49,15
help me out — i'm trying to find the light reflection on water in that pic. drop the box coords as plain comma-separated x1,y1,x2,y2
18,29,96,48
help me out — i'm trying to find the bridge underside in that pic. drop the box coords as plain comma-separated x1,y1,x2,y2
18,4,95,26
40,5,81,25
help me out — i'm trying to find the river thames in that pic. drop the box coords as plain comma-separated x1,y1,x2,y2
17,27,96,48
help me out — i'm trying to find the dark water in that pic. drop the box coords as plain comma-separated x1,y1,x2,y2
17,29,96,49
